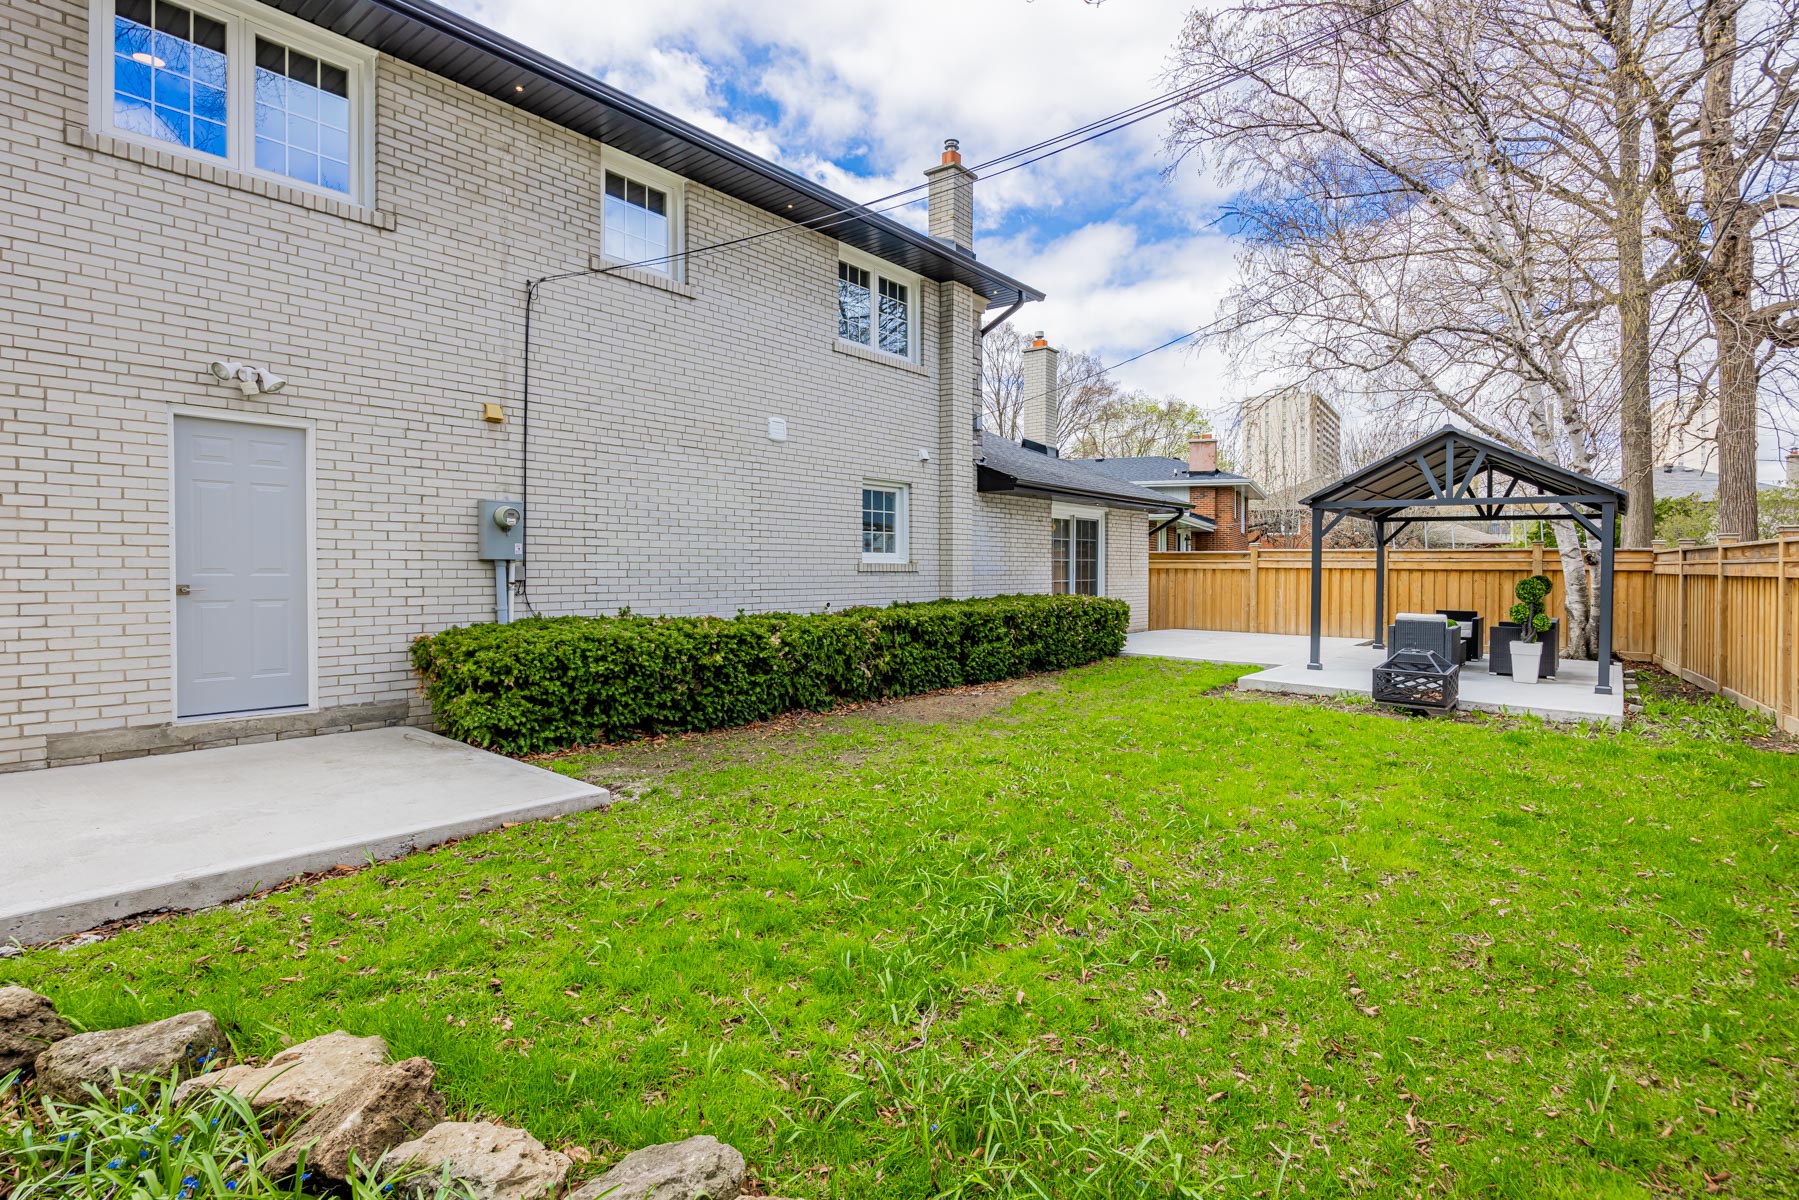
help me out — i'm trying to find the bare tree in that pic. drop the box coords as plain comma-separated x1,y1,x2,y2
981,329,1209,456
1649,0,1799,538
980,324,1028,440
1167,0,1615,653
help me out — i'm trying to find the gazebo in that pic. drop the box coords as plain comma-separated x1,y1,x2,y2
1298,427,1629,696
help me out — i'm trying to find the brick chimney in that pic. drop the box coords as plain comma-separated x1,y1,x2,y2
925,138,976,253
1787,447,1798,486
1019,331,1059,448
1188,433,1219,474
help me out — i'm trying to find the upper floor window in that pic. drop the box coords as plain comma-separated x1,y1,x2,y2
254,38,351,193
596,152,685,277
92,0,374,202
836,248,917,362
604,172,669,269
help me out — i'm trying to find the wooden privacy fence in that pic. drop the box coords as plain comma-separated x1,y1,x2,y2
1149,533,1798,733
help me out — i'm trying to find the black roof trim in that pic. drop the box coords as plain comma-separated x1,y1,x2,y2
267,0,1044,307
977,434,1189,513
1300,426,1629,515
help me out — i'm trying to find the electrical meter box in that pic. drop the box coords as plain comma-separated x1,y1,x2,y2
478,500,525,561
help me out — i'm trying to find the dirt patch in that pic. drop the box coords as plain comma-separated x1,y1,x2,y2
533,676,1053,794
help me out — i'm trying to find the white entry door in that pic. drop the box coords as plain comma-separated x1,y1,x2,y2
174,416,309,718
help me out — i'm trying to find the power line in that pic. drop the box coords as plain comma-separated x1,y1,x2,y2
532,0,1415,287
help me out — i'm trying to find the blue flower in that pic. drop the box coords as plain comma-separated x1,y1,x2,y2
123,1105,140,1115
226,1180,238,1191
56,1134,69,1143
210,1119,220,1128
172,1135,183,1145
106,1158,124,1169
140,1149,151,1160
301,1174,312,1181
181,1176,199,1190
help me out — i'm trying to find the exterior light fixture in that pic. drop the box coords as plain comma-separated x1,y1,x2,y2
206,359,287,396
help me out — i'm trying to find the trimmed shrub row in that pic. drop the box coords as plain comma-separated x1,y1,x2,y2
410,593,1130,754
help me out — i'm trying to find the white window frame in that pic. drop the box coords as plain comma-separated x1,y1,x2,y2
836,244,920,364
860,482,910,564
1051,502,1106,596
598,146,687,280
88,0,377,205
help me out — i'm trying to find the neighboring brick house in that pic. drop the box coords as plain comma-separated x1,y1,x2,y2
1072,436,1267,551
0,0,1182,771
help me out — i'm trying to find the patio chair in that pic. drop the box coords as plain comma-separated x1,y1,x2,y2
1386,613,1464,665
1435,609,1484,660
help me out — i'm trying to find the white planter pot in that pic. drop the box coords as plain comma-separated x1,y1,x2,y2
1511,639,1544,685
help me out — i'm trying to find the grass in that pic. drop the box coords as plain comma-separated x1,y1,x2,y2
0,1070,472,1200
4,658,1797,1198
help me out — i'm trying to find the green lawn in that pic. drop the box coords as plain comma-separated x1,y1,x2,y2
5,659,1797,1198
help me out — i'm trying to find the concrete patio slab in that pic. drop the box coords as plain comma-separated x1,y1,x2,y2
1124,629,1624,726
0,727,610,946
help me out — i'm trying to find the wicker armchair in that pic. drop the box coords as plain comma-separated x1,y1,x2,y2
1386,613,1465,665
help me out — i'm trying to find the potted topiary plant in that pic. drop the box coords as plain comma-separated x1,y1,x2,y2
1506,574,1554,684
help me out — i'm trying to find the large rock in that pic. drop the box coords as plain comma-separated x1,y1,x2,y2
568,1136,745,1200
0,987,75,1076
387,1121,569,1200
34,1010,227,1101
265,1056,446,1182
173,1031,388,1126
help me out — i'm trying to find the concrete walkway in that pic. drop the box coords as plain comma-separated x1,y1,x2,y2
1124,628,1624,726
0,727,609,946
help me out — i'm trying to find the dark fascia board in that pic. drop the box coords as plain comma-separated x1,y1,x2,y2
1300,425,1629,514
976,466,1189,514
270,0,1044,308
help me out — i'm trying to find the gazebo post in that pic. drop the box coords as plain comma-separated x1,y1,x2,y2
1372,518,1386,648
1308,505,1324,670
1595,501,1615,695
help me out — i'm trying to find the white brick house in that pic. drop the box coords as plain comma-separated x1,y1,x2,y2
0,0,1181,770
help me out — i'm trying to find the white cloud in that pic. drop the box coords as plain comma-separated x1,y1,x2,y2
450,0,1245,409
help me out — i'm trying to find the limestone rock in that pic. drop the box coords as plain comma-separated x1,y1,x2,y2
173,1031,388,1126
0,987,75,1076
387,1121,570,1200
265,1056,446,1182
567,1135,745,1200
34,1010,227,1101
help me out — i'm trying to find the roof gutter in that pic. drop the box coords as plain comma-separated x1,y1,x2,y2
286,0,1043,305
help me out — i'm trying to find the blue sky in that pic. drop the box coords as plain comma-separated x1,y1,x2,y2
451,0,1241,417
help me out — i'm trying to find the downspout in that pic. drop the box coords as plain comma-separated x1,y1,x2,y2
981,296,1027,337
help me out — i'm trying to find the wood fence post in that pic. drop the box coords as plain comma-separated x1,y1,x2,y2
1247,544,1260,634
1676,539,1694,678
1715,534,1736,693
1779,528,1795,728
1531,541,1544,577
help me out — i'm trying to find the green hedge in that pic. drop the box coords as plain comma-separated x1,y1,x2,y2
410,593,1130,754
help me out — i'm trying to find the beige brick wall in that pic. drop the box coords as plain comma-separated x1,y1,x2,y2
0,0,1148,770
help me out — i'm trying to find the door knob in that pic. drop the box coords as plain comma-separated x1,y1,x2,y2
175,584,192,596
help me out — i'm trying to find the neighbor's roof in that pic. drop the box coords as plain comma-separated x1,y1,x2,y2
977,435,1189,512
1301,426,1629,515
259,0,1043,308
1073,455,1268,499
1649,463,1719,501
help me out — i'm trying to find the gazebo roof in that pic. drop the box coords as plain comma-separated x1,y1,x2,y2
1300,426,1629,517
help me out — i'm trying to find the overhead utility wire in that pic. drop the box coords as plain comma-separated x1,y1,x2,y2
527,0,1415,288
516,0,1411,611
